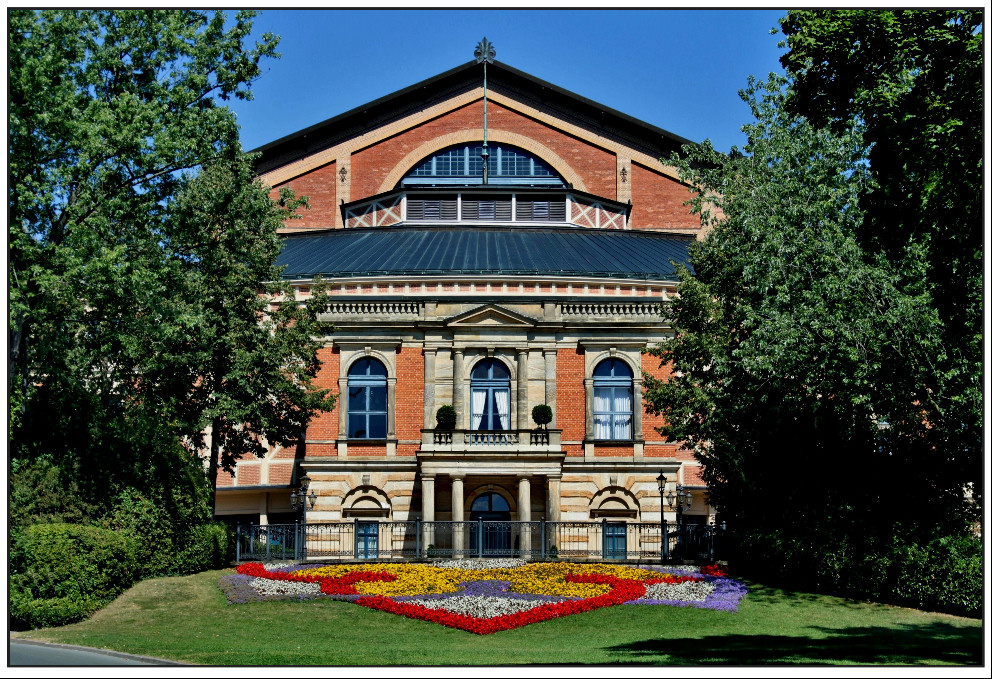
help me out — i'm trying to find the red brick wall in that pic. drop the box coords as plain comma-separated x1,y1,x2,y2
271,161,337,230
629,161,701,231
350,101,618,201
305,346,340,452
641,350,672,443
593,446,635,457
395,346,424,457
556,347,585,457
268,463,293,485
236,465,260,485
347,444,385,456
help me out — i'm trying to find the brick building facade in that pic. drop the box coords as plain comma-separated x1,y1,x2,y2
216,56,715,557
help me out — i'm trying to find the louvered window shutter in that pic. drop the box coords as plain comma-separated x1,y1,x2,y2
517,198,565,222
407,199,424,220
407,197,456,220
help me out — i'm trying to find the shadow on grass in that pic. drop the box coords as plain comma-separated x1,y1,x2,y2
741,581,875,610
605,621,982,666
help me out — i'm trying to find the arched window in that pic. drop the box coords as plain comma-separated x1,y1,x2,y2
470,492,511,519
348,358,387,439
470,359,511,431
593,358,633,440
402,144,565,187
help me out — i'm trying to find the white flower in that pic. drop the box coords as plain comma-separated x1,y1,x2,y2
249,578,323,598
409,596,563,618
432,558,527,570
643,580,716,602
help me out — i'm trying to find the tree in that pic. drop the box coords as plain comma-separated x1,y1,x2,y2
778,10,983,514
643,72,976,592
166,156,335,512
9,10,334,525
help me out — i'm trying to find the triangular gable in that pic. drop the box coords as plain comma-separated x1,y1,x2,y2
445,304,538,328
253,61,689,188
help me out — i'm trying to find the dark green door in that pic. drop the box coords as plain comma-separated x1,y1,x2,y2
604,522,627,559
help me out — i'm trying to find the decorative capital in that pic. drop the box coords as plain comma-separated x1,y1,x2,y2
474,37,495,64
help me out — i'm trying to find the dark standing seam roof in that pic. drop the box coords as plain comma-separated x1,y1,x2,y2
277,226,694,281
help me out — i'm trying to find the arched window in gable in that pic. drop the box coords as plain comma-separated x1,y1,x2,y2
401,143,565,187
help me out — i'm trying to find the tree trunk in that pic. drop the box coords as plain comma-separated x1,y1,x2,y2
209,416,221,518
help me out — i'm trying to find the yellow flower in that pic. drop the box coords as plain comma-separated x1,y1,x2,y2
286,562,679,598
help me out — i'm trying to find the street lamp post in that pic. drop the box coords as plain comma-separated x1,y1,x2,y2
665,482,693,561
656,472,669,560
289,473,317,561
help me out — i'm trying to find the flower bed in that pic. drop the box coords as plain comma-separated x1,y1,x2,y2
219,561,747,634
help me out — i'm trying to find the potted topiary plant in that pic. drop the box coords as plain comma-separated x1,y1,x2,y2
532,404,553,429
435,405,456,430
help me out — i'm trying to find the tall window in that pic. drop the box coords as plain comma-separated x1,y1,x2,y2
348,358,387,439
470,359,510,431
593,358,633,440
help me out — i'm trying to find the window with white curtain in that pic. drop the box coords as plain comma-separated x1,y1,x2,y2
470,359,511,431
592,358,634,440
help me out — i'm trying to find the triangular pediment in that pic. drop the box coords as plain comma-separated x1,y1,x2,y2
445,304,538,328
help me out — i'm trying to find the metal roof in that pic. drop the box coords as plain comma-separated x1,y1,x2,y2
276,226,694,281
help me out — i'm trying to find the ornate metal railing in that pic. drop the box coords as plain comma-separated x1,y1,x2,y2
234,520,726,564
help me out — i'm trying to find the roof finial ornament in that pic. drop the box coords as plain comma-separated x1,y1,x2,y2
474,37,495,64
475,38,495,184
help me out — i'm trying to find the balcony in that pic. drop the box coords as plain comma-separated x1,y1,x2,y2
420,428,561,453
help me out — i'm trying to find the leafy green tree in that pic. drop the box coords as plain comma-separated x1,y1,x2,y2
166,156,335,512
644,72,976,591
9,10,334,527
778,10,983,515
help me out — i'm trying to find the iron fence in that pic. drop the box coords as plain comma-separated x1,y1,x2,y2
235,520,726,563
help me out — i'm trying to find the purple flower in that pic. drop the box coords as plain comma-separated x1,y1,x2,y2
625,575,749,612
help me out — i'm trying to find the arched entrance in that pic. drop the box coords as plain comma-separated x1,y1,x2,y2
469,491,511,556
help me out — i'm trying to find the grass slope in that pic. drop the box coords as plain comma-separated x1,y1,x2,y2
11,568,983,666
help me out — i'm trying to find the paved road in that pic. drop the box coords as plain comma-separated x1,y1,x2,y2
9,638,186,666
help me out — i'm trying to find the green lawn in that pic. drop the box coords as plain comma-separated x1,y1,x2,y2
11,567,982,666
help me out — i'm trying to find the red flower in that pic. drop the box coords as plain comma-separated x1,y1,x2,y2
700,564,728,577
236,564,697,634
355,573,647,635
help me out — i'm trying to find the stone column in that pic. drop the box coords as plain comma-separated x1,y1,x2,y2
547,474,561,522
516,348,529,430
452,348,465,429
386,376,397,439
421,474,435,550
632,376,643,441
423,348,436,429
338,375,349,458
451,475,465,557
517,476,532,554
584,378,594,438
544,349,557,427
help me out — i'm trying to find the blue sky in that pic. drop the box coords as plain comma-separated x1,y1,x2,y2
227,9,788,155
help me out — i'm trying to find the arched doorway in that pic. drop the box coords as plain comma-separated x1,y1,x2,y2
469,491,511,556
